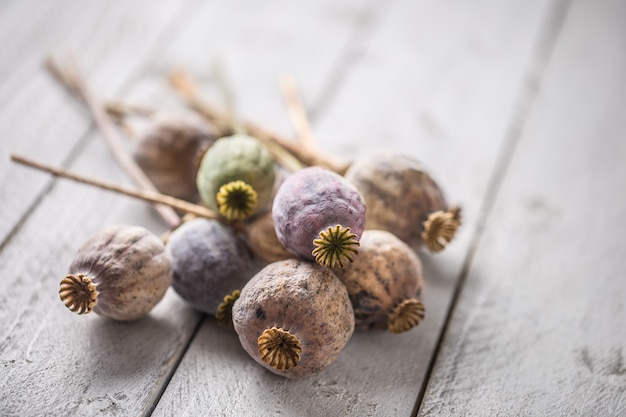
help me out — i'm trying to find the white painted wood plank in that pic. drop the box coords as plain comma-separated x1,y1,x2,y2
315,0,559,257
0,0,191,243
419,0,626,415
140,0,386,138
1,1,380,415
0,1,212,416
0,136,202,416
153,0,553,415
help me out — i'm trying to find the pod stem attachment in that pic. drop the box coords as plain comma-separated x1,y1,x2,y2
258,327,302,371
216,180,258,221
215,289,241,327
59,274,99,315
387,299,426,334
312,225,360,268
422,206,462,253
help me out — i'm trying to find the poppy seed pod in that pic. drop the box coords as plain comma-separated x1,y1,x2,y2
272,167,366,268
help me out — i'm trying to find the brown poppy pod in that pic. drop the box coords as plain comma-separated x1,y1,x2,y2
232,259,354,379
333,230,425,334
344,152,461,252
59,225,172,321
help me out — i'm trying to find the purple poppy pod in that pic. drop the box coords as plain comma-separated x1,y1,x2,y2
272,167,366,268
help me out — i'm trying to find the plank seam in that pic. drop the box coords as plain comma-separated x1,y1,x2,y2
0,0,203,252
109,0,208,101
309,0,395,122
142,315,207,417
0,128,93,254
411,0,574,415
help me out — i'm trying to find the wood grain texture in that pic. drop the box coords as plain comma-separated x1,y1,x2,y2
0,0,380,415
152,0,553,415
6,0,622,416
0,1,209,416
141,0,388,137
0,136,202,416
419,0,626,415
0,0,191,244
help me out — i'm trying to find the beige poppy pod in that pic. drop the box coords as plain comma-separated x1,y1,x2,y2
133,111,216,201
333,229,426,334
344,152,461,252
59,225,172,321
232,259,354,379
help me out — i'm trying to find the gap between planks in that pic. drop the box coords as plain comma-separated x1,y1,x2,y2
142,315,208,417
0,128,92,254
411,0,574,415
144,1,397,413
1,5,207,411
307,0,391,123
0,0,201,252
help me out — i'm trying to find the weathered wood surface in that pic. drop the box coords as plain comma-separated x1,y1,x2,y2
1,0,623,416
0,0,192,243
0,1,205,416
418,0,626,415
152,0,554,416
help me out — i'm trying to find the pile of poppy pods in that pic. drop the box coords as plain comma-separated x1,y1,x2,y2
58,95,461,379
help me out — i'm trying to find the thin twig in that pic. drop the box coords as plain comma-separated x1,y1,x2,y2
45,53,182,229
11,154,217,219
170,69,350,174
169,69,304,172
211,58,245,135
104,100,158,119
279,72,318,152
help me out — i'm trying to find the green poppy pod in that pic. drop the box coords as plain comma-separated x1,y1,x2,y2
196,134,276,221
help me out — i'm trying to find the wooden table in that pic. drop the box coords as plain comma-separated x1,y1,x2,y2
1,0,624,415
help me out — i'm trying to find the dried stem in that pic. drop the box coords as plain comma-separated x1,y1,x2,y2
169,69,303,172
45,54,181,229
170,69,349,173
11,154,217,219
279,72,318,152
211,59,245,135
104,99,158,120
